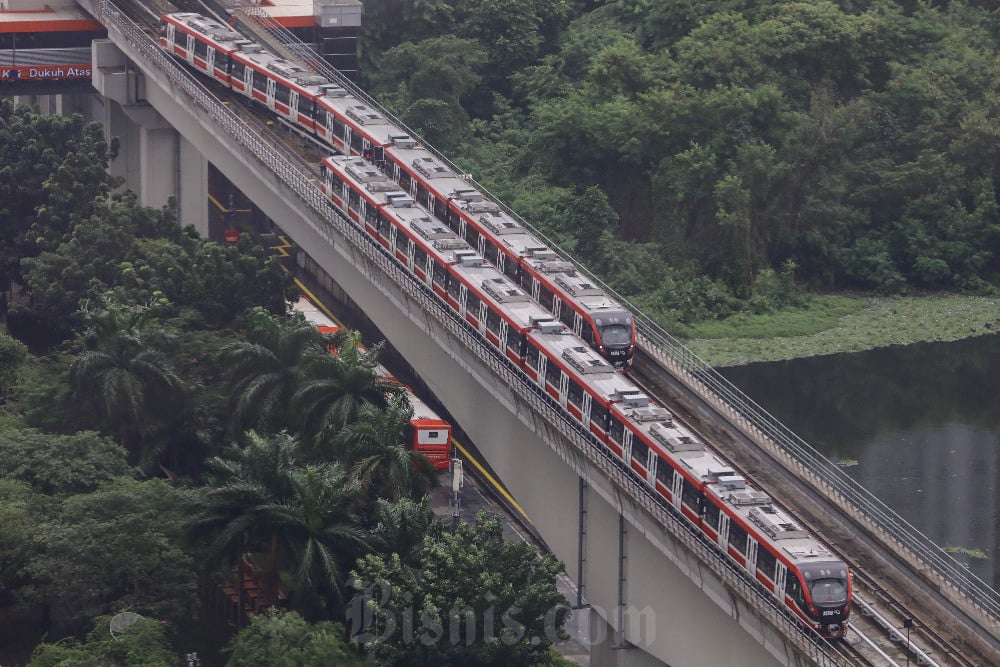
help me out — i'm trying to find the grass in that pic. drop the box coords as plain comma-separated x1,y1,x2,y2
943,546,989,560
680,294,999,367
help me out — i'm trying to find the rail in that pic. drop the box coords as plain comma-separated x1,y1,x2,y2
95,1,851,662
234,6,1000,627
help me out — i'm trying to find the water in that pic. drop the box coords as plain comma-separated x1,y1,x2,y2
719,334,1000,589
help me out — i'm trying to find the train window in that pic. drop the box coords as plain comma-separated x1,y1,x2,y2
757,547,777,582
216,52,230,73
231,61,246,81
432,261,448,289
253,71,268,94
703,499,720,530
484,242,500,267
518,272,533,294
608,416,625,449
486,309,502,336
377,212,393,238
275,83,291,106
396,234,411,261
580,324,595,345
631,438,649,467
464,226,481,252
466,291,481,319
590,403,609,430
655,461,672,487
525,341,540,371
398,172,412,193
503,256,519,282
559,301,575,327
331,114,345,139
365,204,378,227
785,575,805,605
729,522,748,555
682,479,701,512
350,133,365,154
348,189,360,211
434,198,449,221
544,357,561,388
194,39,207,60
507,330,524,358
413,245,428,272
416,183,429,207
538,284,555,311
567,378,584,410
447,275,462,302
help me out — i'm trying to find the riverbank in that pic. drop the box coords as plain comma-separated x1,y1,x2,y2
680,294,999,367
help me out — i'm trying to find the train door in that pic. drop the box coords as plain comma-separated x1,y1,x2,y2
266,78,277,109
622,428,633,461
557,370,569,408
206,48,215,74
718,514,730,550
746,538,758,575
581,393,592,428
499,321,508,353
573,312,584,337
530,279,540,303
477,300,488,335
289,90,299,120
165,23,175,48
185,34,195,63
774,563,788,600
537,355,547,391
670,471,683,511
458,284,468,319
242,67,253,97
345,127,353,155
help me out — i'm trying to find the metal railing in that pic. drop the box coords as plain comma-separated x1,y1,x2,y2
234,8,1000,628
94,2,854,662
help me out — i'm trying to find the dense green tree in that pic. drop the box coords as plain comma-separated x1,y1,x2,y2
351,512,568,666
0,427,135,495
0,330,28,401
224,608,368,666
28,614,176,667
0,100,112,292
334,395,438,503
28,478,197,628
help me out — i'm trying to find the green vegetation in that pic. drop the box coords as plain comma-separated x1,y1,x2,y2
0,101,570,666
683,294,999,366
943,546,989,560
359,0,1000,334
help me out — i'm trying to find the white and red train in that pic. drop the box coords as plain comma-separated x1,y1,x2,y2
160,13,852,637
160,11,634,368
293,296,452,471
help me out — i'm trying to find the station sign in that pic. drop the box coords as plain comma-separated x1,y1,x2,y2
1,64,92,80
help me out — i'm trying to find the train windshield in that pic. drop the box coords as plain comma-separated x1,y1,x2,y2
809,578,848,604
600,324,632,346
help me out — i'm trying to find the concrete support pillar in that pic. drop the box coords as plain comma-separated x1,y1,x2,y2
589,608,669,667
138,125,175,209
177,133,209,236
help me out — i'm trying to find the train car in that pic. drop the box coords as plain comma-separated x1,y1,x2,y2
162,14,851,637
159,11,635,367
160,12,243,86
381,139,636,367
321,154,564,369
292,296,452,470
609,397,852,637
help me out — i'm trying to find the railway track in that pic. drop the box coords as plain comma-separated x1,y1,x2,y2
628,354,989,666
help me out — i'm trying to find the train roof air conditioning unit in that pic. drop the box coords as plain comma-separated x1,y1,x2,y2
482,278,529,303
530,316,562,334
386,193,414,208
390,134,417,148
630,406,672,423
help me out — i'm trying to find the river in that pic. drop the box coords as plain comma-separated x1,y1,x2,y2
719,333,1000,590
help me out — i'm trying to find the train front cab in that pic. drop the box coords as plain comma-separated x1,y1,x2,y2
791,562,852,638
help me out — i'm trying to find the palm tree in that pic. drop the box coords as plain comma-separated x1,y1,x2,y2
334,394,439,503
69,303,186,454
293,330,403,448
189,431,369,615
266,464,370,610
217,307,326,435
370,497,438,566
